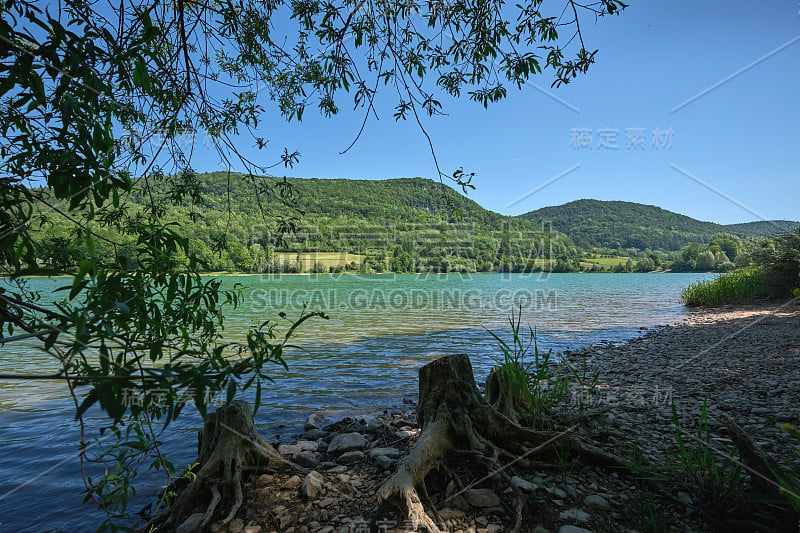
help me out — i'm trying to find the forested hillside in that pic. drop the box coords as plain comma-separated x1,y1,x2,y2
521,199,797,250
31,173,574,274
27,174,796,274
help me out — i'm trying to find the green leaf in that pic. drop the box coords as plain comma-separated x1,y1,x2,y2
253,379,261,414
75,389,98,420
133,58,150,91
70,259,93,299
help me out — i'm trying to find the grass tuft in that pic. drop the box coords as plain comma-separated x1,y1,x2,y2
681,266,768,307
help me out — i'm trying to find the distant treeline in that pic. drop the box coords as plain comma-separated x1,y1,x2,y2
25,173,798,275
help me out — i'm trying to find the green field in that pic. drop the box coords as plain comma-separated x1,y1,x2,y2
583,256,632,266
273,252,366,270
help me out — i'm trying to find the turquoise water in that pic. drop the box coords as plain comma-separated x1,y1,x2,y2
0,273,712,531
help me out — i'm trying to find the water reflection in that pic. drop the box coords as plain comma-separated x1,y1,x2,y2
0,273,712,531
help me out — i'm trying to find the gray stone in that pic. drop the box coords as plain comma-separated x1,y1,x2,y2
317,497,338,508
305,412,327,431
278,443,302,455
328,433,367,455
583,494,609,509
303,429,323,440
301,471,325,499
292,451,320,468
558,526,593,533
559,508,590,524
176,513,205,533
449,494,470,512
437,508,465,520
550,487,567,499
255,473,274,487
374,455,396,468
677,491,693,506
367,447,401,458
511,476,535,492
336,450,365,464
284,475,302,490
297,440,320,452
464,488,501,508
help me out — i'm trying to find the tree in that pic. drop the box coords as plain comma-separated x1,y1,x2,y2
696,250,716,271
0,0,625,528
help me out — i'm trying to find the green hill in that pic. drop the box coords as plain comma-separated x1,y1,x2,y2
520,199,798,251
29,175,798,273
34,173,571,274
722,220,799,238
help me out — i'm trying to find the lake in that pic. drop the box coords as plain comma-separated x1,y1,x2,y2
0,272,712,531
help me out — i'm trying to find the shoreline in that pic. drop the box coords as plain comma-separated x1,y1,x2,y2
11,270,715,279
212,299,799,533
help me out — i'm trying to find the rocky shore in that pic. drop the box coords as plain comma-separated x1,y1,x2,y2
207,301,800,533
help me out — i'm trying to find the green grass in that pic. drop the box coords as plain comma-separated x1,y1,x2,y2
273,252,366,269
486,308,568,429
664,400,743,507
681,266,768,307
583,255,632,266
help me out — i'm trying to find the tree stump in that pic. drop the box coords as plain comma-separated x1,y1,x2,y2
485,362,532,426
377,354,625,532
147,400,293,532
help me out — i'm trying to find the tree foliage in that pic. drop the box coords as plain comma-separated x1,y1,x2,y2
522,199,798,251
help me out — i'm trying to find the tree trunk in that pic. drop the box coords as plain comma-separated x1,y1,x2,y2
146,400,293,532
377,354,625,532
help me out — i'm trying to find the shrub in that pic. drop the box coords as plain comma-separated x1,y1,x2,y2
682,267,769,307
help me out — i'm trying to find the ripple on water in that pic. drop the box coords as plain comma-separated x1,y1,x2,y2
0,273,713,529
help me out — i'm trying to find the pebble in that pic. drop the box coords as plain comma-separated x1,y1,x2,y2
301,471,325,499
464,488,501,508
256,474,274,487
438,508,465,520
305,412,327,431
297,440,320,452
292,451,320,468
284,475,302,490
510,476,535,492
582,494,609,509
336,450,365,464
395,428,420,439
327,433,367,455
278,444,303,455
367,447,400,458
303,429,323,440
559,508,590,524
558,526,593,533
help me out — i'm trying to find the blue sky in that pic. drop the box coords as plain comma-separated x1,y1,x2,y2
195,1,800,225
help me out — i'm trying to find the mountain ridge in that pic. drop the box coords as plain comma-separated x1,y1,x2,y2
517,197,797,250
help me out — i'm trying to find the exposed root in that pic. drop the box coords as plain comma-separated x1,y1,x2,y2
377,354,628,530
145,400,294,532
